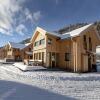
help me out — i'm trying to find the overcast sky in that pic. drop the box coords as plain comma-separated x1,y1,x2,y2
0,0,100,46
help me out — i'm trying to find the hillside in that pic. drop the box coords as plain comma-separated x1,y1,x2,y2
20,22,100,44
57,22,100,35
57,23,88,34
20,38,31,44
94,21,100,35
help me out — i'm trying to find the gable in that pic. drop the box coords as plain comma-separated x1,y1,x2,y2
34,32,45,42
31,27,46,42
80,26,100,43
8,43,12,49
80,27,100,48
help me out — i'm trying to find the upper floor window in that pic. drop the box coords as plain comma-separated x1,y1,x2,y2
48,38,52,44
9,49,11,51
89,37,92,51
34,39,45,47
40,39,45,45
83,35,87,50
34,41,39,47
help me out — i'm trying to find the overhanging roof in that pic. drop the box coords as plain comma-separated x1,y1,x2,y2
8,42,26,50
31,23,100,42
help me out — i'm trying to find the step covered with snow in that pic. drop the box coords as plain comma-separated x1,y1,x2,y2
13,62,45,71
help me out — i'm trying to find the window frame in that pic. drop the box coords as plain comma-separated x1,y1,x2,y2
48,38,52,44
65,53,71,61
34,41,39,47
40,38,45,45
89,37,92,51
83,35,87,50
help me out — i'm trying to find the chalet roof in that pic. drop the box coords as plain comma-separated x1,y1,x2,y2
8,42,26,50
47,32,62,38
31,23,99,42
25,43,31,46
61,24,92,39
46,24,93,40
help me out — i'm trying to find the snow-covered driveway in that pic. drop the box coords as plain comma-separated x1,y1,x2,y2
0,63,100,100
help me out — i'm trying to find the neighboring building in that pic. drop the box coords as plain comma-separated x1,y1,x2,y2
31,24,100,72
21,43,33,64
0,47,6,59
5,42,26,61
4,42,33,62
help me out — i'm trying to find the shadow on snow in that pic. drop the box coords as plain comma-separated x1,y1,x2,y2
0,80,76,100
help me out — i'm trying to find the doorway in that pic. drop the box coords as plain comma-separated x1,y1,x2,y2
51,52,56,68
42,52,44,65
48,52,59,68
88,55,91,72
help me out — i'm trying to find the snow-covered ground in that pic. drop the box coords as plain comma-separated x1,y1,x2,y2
0,63,100,100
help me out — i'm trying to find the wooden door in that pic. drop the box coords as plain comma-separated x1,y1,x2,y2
42,52,44,65
82,55,88,72
88,55,91,72
51,52,56,68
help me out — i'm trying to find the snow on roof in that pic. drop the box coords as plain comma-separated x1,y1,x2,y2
8,42,26,50
47,32,62,38
31,24,93,41
62,24,92,38
25,43,31,46
47,24,93,40
61,34,71,40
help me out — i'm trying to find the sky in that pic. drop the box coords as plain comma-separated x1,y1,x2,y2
0,0,100,46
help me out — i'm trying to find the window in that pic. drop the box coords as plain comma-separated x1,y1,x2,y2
13,49,16,52
93,55,95,62
40,39,45,45
17,49,20,52
34,39,45,46
34,53,36,60
29,48,31,51
48,38,52,44
39,53,41,60
36,53,38,60
83,35,87,50
29,55,33,59
34,41,39,47
42,52,44,62
65,53,71,61
8,48,11,51
89,37,92,51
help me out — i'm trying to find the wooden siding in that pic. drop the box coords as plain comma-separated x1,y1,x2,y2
31,26,100,72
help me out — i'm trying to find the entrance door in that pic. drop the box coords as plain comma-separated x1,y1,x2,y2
82,54,88,72
88,55,91,72
42,52,44,65
48,52,51,67
56,53,59,67
51,52,56,68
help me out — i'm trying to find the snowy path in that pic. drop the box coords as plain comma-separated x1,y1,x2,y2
0,64,100,100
